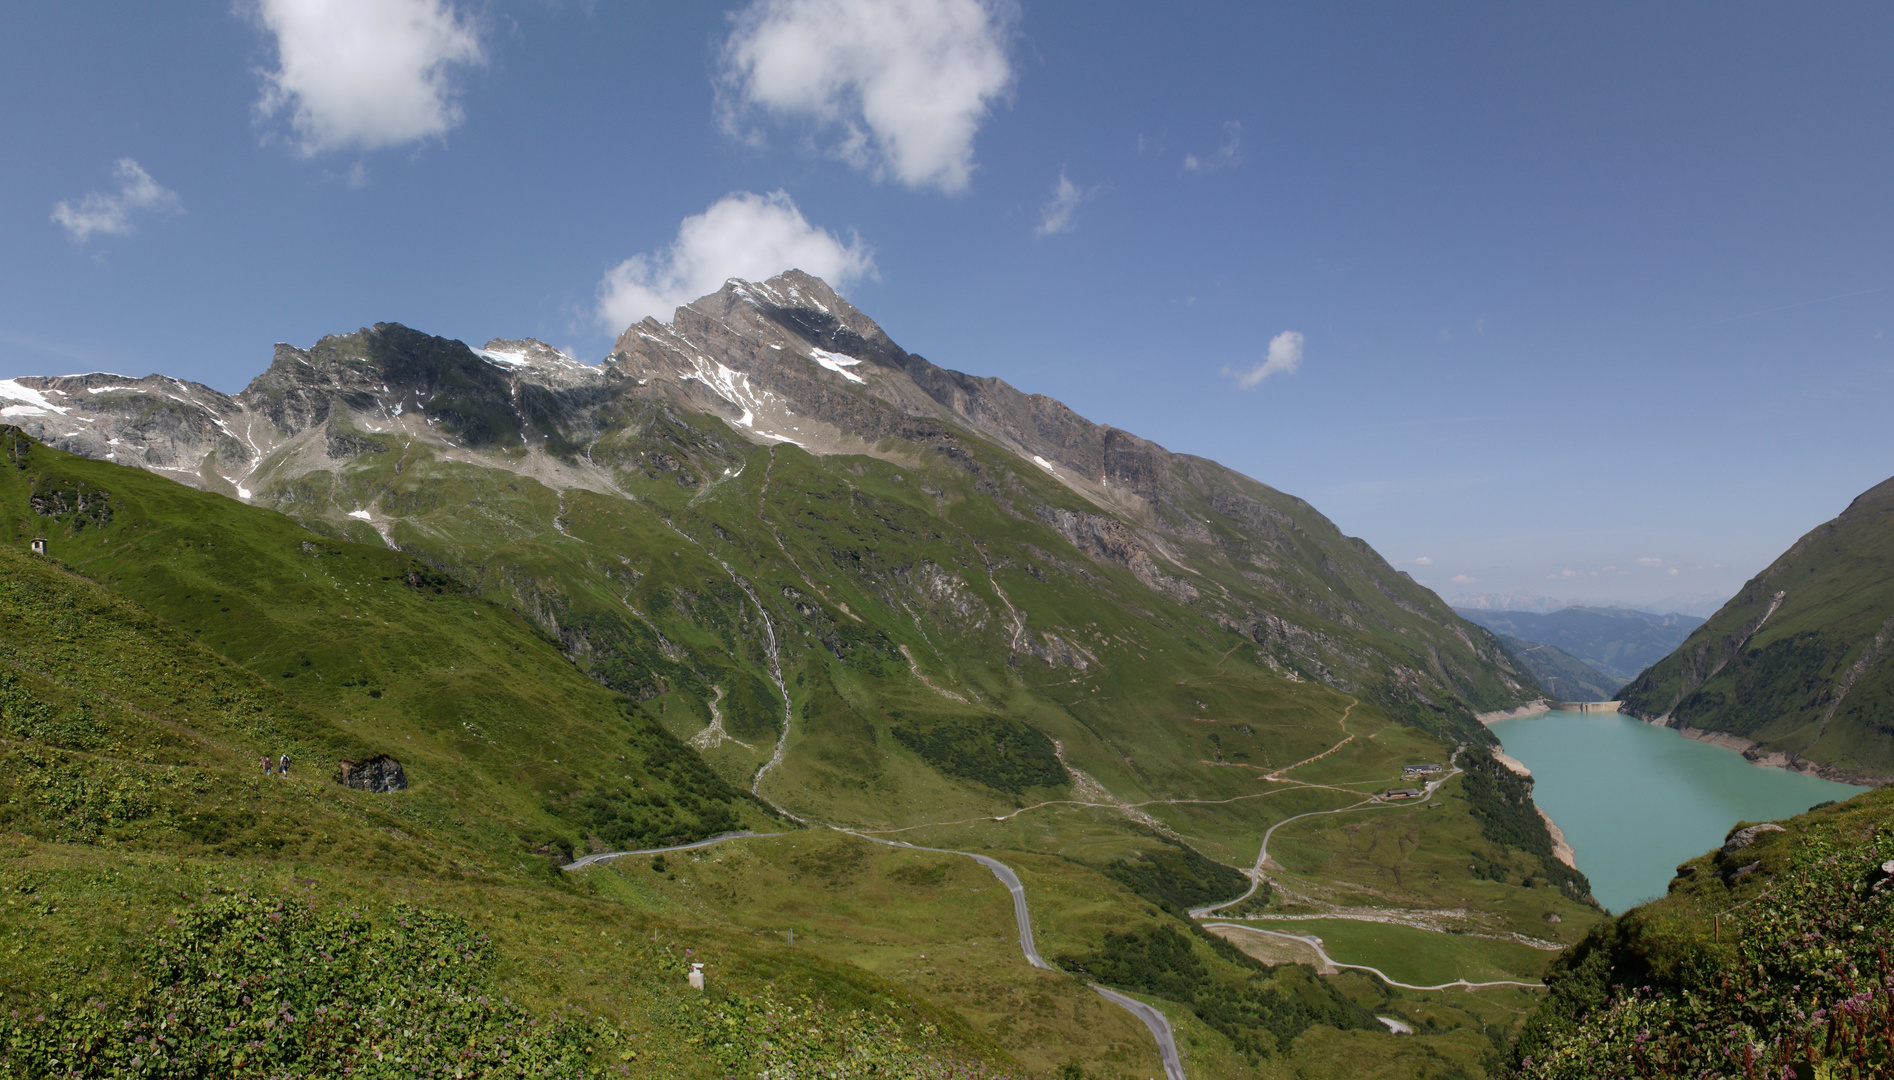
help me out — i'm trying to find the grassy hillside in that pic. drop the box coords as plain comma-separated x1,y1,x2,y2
1618,475,1894,781
0,423,1601,1076
1513,786,1894,1078
1492,634,1620,702
0,428,1016,1077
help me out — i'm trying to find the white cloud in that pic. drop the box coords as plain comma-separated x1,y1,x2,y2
597,191,876,329
1183,120,1242,173
250,0,485,155
1636,557,1663,566
1225,330,1304,389
1035,170,1094,236
51,159,183,242
1667,567,1680,576
1413,556,1434,566
717,0,1016,193
1450,574,1476,585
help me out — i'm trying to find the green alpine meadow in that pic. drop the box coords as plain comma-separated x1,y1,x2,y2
2,272,1890,1078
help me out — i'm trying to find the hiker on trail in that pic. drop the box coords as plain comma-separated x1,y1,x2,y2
262,755,272,777
279,754,290,778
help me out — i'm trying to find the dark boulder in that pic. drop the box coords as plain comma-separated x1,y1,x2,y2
338,755,407,793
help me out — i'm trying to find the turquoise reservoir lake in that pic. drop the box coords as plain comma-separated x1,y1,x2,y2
1488,710,1867,913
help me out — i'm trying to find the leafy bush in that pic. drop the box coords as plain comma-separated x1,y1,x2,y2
658,989,1013,1079
0,893,607,1078
891,716,1066,794
1057,924,1373,1058
1516,823,1894,1078
550,703,761,852
1103,836,1250,916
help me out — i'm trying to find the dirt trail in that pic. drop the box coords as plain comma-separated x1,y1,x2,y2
1199,923,1542,991
1265,700,1357,780
687,686,754,752
898,644,969,702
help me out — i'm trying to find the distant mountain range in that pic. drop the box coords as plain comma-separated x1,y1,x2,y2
1488,634,1622,702
1457,606,1705,690
1620,475,1894,784
1452,592,1729,619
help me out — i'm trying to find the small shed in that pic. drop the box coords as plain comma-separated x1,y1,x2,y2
29,538,46,556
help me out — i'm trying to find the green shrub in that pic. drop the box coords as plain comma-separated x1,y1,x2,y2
1103,836,1250,916
891,716,1065,794
1516,823,1894,1078
1057,924,1373,1058
0,893,606,1078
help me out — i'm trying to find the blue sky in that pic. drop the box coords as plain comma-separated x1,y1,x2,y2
4,2,1892,614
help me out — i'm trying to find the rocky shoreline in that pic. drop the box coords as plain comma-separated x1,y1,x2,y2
1620,707,1892,789
1475,700,1552,725
1486,748,1582,871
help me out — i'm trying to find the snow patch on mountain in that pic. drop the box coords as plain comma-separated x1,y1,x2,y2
0,380,70,416
808,348,865,383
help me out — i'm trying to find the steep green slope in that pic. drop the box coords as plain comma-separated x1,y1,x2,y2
1493,634,1620,702
1458,607,1701,686
0,426,1598,1076
0,438,1016,1077
1,425,766,859
1513,786,1894,1078
1619,475,1894,783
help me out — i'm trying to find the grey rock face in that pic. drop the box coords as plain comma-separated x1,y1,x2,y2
338,755,408,793
1721,822,1787,854
0,271,1540,739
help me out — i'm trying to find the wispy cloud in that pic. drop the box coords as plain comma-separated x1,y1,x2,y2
597,190,876,329
51,159,183,242
1450,574,1476,585
1034,169,1095,236
1412,556,1434,566
1183,120,1242,173
717,0,1017,194
1635,557,1662,566
1224,330,1304,389
249,0,486,155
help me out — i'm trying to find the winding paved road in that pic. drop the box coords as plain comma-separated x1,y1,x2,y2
853,833,1190,1077
560,830,784,870
1191,752,1464,918
1092,986,1187,1080
1200,923,1542,991
850,833,1052,969
570,828,1188,1074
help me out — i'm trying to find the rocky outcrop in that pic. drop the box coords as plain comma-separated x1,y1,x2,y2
1033,506,1197,603
1721,823,1785,855
338,755,407,793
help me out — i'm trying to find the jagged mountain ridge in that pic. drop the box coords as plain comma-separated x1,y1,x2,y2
1619,475,1894,784
0,271,1536,741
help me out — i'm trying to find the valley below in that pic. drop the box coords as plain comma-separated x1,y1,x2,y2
1488,710,1864,912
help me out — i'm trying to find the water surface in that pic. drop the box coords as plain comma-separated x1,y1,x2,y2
1488,710,1866,912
